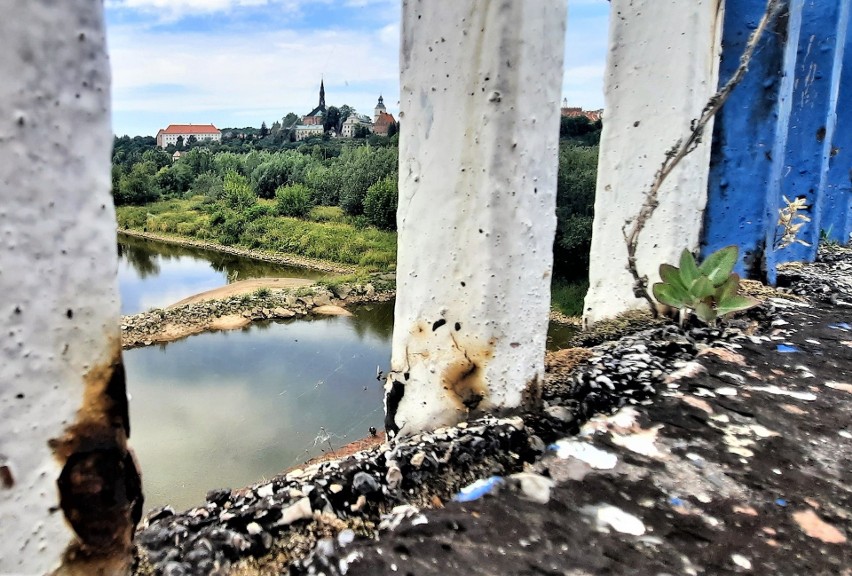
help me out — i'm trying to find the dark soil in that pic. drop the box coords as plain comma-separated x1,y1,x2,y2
133,246,851,576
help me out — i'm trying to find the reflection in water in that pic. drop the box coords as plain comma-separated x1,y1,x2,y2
126,303,393,512
117,234,327,314
119,236,578,511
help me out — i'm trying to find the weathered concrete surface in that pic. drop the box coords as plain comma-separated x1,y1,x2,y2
584,0,724,325
0,2,140,574
387,0,566,437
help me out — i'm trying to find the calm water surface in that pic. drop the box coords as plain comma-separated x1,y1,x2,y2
120,236,575,512
126,303,392,512
117,234,327,314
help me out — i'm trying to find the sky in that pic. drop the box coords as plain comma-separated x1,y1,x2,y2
104,0,611,137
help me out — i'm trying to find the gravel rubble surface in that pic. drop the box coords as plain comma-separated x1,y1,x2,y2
133,246,852,576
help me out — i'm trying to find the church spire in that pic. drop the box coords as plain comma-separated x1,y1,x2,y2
319,79,326,109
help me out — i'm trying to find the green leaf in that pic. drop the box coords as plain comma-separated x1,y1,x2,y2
716,273,740,302
679,249,701,286
659,264,688,292
717,294,760,317
652,282,689,308
698,245,739,286
694,300,717,324
690,276,716,301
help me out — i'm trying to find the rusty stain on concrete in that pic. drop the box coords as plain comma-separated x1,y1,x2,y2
49,340,142,574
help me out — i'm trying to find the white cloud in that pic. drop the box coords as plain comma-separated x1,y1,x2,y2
106,1,609,134
108,22,399,132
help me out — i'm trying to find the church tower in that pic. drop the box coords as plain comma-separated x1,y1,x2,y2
319,79,326,110
374,94,386,123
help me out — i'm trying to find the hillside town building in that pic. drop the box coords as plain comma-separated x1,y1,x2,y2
156,124,221,148
560,99,603,122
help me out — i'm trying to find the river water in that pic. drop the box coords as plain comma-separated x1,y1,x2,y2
118,235,574,512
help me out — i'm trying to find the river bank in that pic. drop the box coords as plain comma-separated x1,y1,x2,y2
121,281,393,349
119,229,357,275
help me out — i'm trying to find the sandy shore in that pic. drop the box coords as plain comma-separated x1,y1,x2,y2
168,277,315,308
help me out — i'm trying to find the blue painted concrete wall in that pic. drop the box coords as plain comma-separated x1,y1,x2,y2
823,10,852,243
702,0,797,280
703,0,851,283
773,0,848,264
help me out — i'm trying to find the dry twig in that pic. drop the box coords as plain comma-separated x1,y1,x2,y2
622,0,786,313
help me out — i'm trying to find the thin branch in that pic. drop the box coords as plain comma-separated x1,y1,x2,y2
622,0,786,313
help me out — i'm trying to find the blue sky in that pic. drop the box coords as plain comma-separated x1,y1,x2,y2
105,0,610,137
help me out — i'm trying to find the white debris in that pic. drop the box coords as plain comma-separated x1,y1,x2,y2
731,554,752,570
839,430,852,439
256,483,274,498
508,472,555,505
610,426,663,458
664,361,707,383
337,529,356,547
553,440,618,469
716,387,738,396
586,504,646,536
274,497,314,527
747,385,817,401
246,522,262,535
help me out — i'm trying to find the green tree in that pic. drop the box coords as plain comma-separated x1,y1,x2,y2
176,135,185,151
222,171,256,211
338,145,398,216
363,174,398,230
260,121,269,139
324,106,341,134
213,152,243,177
142,148,171,171
115,161,161,205
553,145,599,280
275,183,314,218
386,121,398,138
190,172,224,199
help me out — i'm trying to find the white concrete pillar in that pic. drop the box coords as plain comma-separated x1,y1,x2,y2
385,0,566,437
0,2,140,574
583,0,725,325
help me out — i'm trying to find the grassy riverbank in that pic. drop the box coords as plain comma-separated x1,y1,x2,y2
116,197,397,273
117,197,590,319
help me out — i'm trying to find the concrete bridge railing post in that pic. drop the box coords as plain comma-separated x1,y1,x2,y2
385,0,567,436
583,0,724,325
0,2,141,574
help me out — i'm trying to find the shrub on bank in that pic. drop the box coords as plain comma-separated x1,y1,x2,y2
275,183,314,218
363,174,398,230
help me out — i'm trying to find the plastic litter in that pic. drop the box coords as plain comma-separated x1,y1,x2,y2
551,439,618,469
454,476,504,502
775,498,788,507
777,344,800,353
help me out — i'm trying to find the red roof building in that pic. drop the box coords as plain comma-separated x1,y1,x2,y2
156,124,222,148
373,111,396,136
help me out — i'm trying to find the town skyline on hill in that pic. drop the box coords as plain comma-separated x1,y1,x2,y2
105,0,610,137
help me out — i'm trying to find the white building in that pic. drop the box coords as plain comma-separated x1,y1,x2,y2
294,124,325,141
156,124,221,148
340,113,373,138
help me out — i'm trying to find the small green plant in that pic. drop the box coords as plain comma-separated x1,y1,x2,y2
651,246,759,325
253,287,271,298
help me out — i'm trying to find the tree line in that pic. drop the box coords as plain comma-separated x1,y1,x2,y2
112,115,601,279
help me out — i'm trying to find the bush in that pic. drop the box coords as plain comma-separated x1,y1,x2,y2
308,205,346,223
222,171,256,211
275,183,313,218
245,203,273,220
551,280,589,317
363,175,398,230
